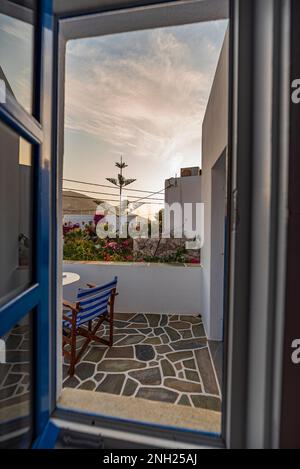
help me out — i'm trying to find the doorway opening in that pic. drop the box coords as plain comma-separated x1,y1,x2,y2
57,5,229,436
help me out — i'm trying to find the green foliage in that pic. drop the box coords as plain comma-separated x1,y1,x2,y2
63,225,199,264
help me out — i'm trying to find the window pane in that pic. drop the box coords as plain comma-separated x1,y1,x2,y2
0,120,33,306
0,1,35,114
0,313,33,449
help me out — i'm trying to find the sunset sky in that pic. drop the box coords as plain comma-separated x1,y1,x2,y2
63,20,228,214
0,12,228,215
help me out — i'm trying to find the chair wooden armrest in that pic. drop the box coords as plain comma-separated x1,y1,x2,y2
63,299,78,313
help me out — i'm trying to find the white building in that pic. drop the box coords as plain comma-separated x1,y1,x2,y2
164,167,202,237
63,214,94,227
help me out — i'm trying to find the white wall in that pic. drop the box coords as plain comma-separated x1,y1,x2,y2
0,121,32,302
201,30,229,340
63,262,202,315
63,214,94,226
210,152,226,340
164,176,202,235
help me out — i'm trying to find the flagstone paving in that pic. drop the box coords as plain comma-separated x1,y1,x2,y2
63,313,222,411
0,325,31,409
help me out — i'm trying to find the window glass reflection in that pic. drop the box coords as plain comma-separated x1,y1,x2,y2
0,120,33,306
0,1,35,113
0,313,33,449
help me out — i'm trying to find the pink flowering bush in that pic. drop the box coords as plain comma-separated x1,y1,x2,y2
63,223,200,264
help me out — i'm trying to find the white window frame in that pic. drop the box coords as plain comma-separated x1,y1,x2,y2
50,0,290,449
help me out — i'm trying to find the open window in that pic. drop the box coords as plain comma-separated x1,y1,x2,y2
52,0,232,446
0,0,293,451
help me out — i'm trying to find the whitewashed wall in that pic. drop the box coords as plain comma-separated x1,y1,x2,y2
201,30,229,340
63,262,202,315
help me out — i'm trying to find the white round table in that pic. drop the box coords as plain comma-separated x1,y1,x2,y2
63,272,80,286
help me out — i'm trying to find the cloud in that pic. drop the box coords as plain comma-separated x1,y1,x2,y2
65,22,227,166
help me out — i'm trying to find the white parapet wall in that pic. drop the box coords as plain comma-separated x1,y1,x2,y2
63,261,202,315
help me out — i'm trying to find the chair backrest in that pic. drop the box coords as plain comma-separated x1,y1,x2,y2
76,277,118,326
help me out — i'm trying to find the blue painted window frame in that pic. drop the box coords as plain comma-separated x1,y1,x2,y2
0,0,54,445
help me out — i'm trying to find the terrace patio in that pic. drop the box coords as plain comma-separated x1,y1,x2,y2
62,312,221,412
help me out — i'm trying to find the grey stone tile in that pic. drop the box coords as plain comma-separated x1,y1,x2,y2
0,385,17,400
75,362,95,380
11,363,30,374
116,335,145,346
64,376,80,388
169,315,179,322
179,315,202,324
143,337,161,345
114,320,131,329
3,373,23,387
155,345,172,354
136,328,152,335
0,364,11,385
159,316,168,327
96,374,125,395
185,370,200,383
97,359,146,372
135,345,155,361
79,380,96,391
136,387,178,403
164,378,202,393
114,328,139,335
123,378,138,397
192,324,206,338
130,314,147,324
166,351,193,362
106,346,134,359
191,395,221,412
169,321,192,331
5,335,23,350
146,315,160,328
171,339,206,351
161,359,176,377
94,373,105,382
178,395,191,407
83,347,106,363
129,367,161,386
161,334,169,344
181,330,192,339
6,351,30,363
183,358,196,370
208,340,223,389
195,348,219,396
165,327,181,341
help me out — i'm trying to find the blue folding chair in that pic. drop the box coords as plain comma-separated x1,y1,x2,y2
62,277,118,376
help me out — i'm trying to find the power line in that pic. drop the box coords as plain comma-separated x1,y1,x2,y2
63,194,164,205
131,186,170,205
63,187,164,201
63,178,164,195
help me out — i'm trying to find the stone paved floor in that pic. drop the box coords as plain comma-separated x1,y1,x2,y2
0,324,31,410
63,313,222,411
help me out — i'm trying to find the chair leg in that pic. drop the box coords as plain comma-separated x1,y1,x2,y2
109,289,116,347
109,314,113,347
69,324,77,376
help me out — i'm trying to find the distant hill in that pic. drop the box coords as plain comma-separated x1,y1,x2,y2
63,191,145,221
63,191,97,215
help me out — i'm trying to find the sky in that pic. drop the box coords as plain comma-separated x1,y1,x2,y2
64,21,228,216
0,12,228,216
0,10,227,214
